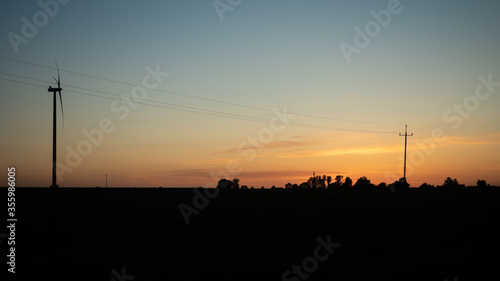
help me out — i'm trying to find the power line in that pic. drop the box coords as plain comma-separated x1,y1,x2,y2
0,55,402,126
0,76,47,89
0,75,400,134
63,88,398,134
409,125,499,163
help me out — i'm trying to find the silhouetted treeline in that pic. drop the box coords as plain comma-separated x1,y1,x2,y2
420,178,493,190
283,174,410,192
213,175,496,192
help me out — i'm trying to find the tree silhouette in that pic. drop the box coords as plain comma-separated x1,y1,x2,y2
442,177,460,189
354,176,374,190
320,175,327,189
342,177,353,189
335,175,344,185
306,177,314,189
390,178,410,192
419,183,435,190
477,179,487,188
232,178,240,189
327,176,332,186
377,182,387,190
444,177,454,187
305,175,328,189
328,175,344,189
217,179,231,190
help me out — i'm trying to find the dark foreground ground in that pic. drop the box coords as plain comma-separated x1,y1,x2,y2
3,187,500,280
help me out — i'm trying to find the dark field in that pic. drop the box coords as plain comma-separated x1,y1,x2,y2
5,188,500,280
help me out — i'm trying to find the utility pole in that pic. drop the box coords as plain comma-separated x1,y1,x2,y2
399,124,413,180
105,173,108,188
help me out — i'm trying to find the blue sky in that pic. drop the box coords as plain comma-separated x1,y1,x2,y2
1,0,500,187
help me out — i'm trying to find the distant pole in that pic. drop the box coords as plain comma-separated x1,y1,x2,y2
105,173,108,188
399,124,413,180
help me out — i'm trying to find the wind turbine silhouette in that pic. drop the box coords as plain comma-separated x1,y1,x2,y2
47,62,64,188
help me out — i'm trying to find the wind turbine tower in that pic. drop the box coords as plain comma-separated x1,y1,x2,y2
47,62,64,188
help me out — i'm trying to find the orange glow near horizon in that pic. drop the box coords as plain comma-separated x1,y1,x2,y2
6,130,496,188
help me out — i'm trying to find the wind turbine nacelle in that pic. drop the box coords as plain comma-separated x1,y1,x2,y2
48,86,62,92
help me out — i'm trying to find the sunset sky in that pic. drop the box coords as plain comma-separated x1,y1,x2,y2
1,0,499,188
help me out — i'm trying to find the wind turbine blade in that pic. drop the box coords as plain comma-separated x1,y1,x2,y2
55,61,60,87
59,91,64,130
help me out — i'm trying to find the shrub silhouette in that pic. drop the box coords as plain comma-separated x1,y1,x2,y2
477,179,487,188
354,176,374,190
389,178,410,192
419,183,435,190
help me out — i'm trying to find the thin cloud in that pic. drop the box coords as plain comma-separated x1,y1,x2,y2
213,140,325,155
181,157,242,166
419,134,500,146
446,135,500,146
277,145,402,158
213,131,380,155
128,119,154,123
